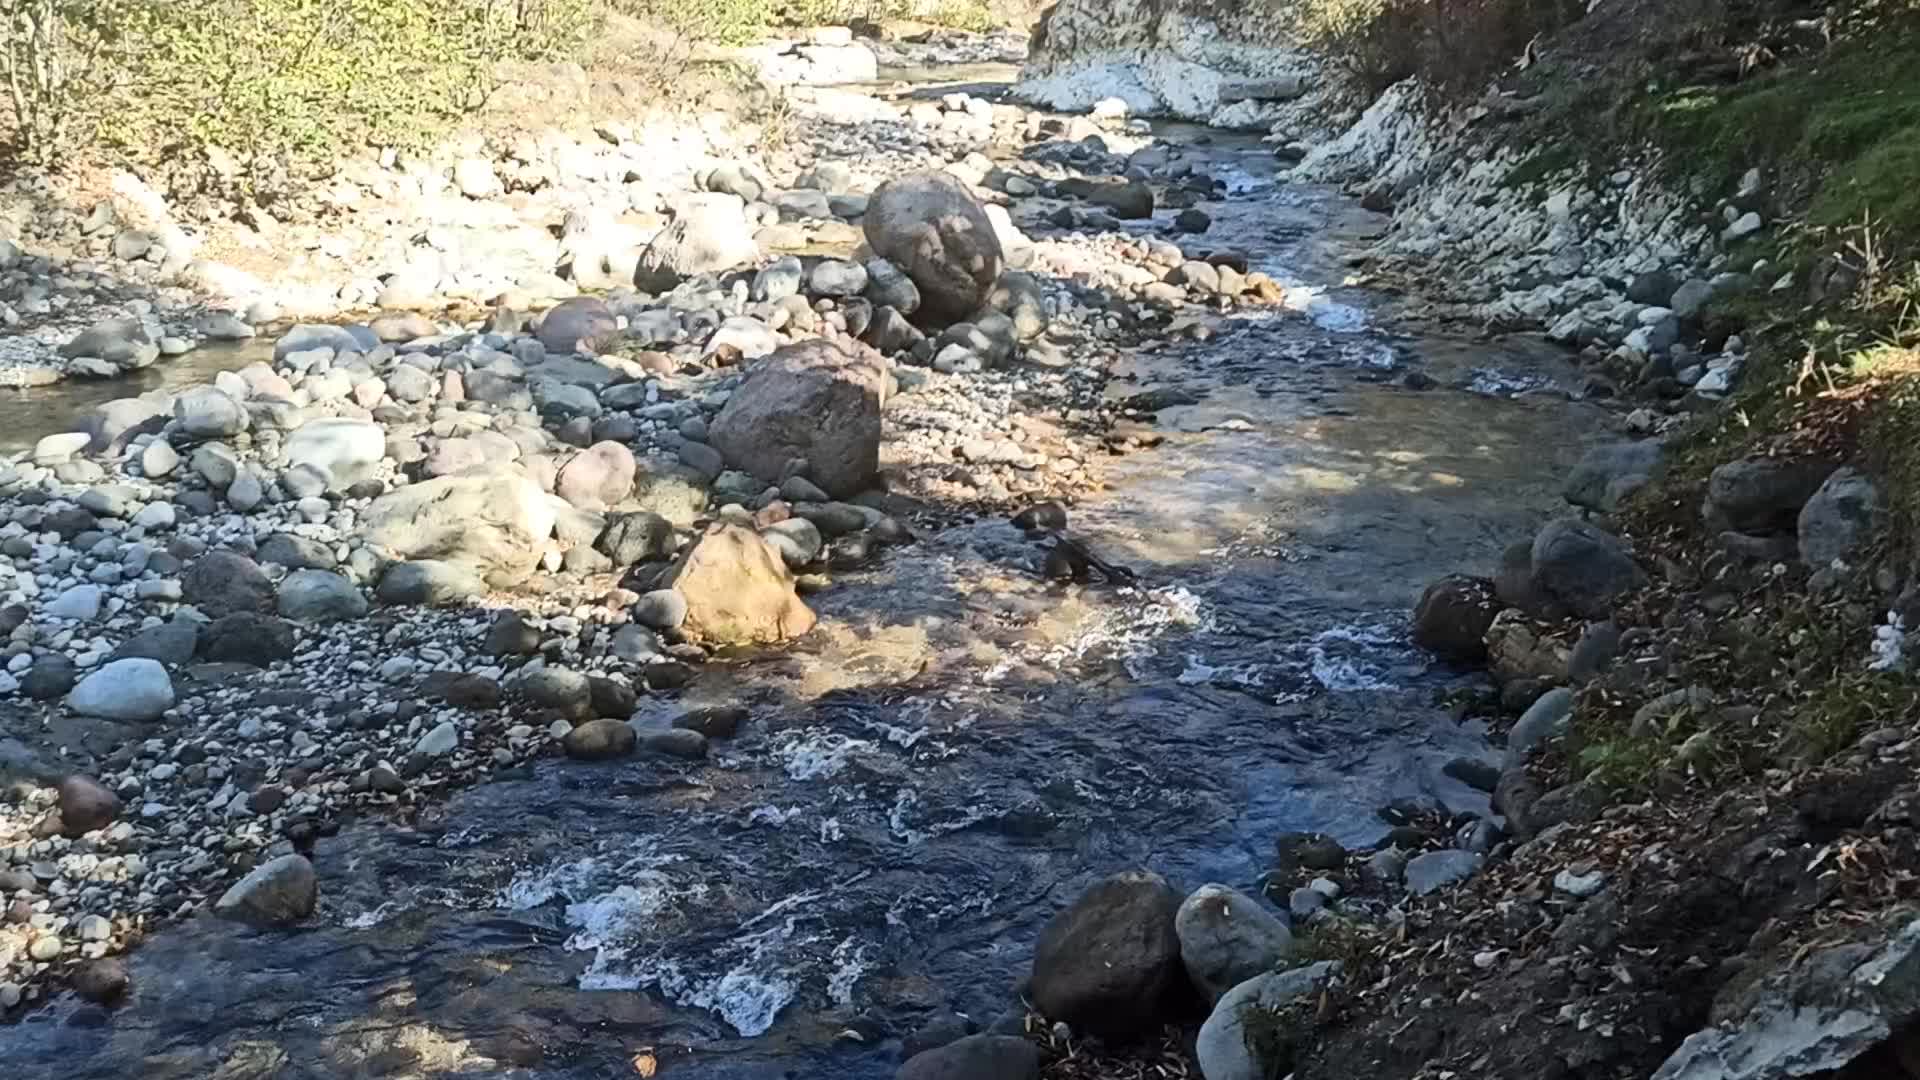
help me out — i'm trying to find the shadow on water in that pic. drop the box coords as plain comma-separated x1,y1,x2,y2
1,126,1611,1079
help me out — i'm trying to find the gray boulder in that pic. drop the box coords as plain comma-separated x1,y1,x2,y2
364,468,556,582
173,387,248,438
864,171,1004,325
1531,519,1645,619
277,570,368,622
1411,575,1499,665
1704,457,1835,535
1798,466,1882,569
1175,883,1294,1002
707,341,885,499
634,194,759,291
1195,962,1341,1080
214,854,317,926
67,658,174,721
1506,687,1574,767
60,317,154,363
1405,850,1483,895
272,324,363,362
1564,441,1664,512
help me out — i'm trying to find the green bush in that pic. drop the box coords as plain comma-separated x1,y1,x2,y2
5,0,599,179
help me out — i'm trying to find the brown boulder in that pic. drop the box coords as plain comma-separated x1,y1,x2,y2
662,524,816,646
707,341,885,499
1411,574,1501,665
58,775,122,837
864,171,1004,325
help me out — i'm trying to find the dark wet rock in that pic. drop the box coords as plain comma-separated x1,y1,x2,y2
73,958,130,1005
1060,176,1154,219
1175,884,1293,1002
1443,756,1502,793
641,728,708,758
864,170,1004,325
58,775,121,836
589,676,638,719
1531,518,1645,619
708,340,884,499
214,853,317,925
902,1011,974,1060
1276,832,1347,874
487,611,542,655
111,622,200,667
597,512,675,565
1527,778,1611,833
182,551,275,618
562,719,637,761
444,674,502,709
21,655,78,700
1703,457,1835,535
199,613,296,667
1411,574,1500,664
1030,869,1183,1036
896,1034,1040,1080
1567,620,1623,682
675,705,747,739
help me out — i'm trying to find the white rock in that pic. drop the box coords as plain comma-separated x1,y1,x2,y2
67,658,174,721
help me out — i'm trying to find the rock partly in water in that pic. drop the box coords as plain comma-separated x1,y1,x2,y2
1175,883,1294,1002
661,524,817,646
1411,574,1500,665
1029,869,1183,1037
896,1034,1041,1080
213,854,317,926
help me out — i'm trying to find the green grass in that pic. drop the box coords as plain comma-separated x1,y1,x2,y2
1641,31,1920,249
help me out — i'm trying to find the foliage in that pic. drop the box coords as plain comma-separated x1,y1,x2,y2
3,0,597,179
1291,0,1584,92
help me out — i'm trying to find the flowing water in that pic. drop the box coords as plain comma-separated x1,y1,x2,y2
2,93,1608,1080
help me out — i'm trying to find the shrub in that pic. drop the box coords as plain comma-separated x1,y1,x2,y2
1293,0,1584,92
0,0,150,164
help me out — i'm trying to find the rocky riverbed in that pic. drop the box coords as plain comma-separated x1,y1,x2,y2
0,21,1822,1080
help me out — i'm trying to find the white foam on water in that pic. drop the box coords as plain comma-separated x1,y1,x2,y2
649,916,815,1036
748,805,806,827
1465,367,1554,396
774,728,878,780
858,697,936,748
827,936,874,1007
819,817,846,843
889,788,927,844
343,901,397,929
1307,621,1409,691
501,855,602,910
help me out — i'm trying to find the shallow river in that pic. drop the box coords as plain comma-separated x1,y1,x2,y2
1,89,1606,1080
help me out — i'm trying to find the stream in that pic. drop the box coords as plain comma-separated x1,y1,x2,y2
0,72,1608,1080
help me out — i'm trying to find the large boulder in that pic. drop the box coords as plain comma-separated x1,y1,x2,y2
277,569,368,622
707,341,884,499
1798,466,1882,569
363,468,556,582
661,523,816,645
864,171,1004,325
1530,519,1645,619
1411,575,1500,665
214,854,317,926
1564,441,1664,513
60,316,154,363
1029,870,1183,1037
633,193,759,291
283,419,386,493
173,387,249,438
1175,884,1293,1002
897,1035,1041,1080
1195,963,1341,1080
1703,457,1835,535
